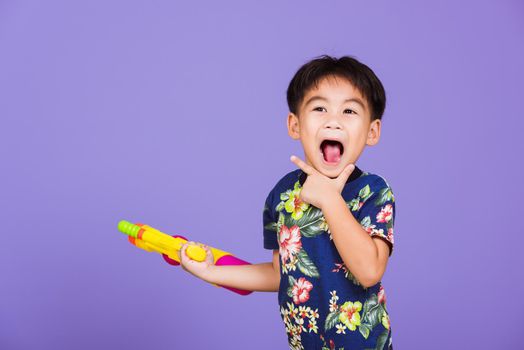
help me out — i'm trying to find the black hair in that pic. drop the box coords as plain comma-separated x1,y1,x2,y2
286,55,386,121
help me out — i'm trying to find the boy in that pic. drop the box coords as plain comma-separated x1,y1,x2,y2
178,55,395,350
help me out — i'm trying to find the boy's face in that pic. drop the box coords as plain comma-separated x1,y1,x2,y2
287,75,381,179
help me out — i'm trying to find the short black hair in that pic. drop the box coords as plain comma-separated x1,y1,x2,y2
286,55,386,121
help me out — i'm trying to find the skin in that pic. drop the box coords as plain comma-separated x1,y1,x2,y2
288,75,390,287
178,74,390,289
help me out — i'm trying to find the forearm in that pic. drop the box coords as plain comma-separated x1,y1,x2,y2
322,193,378,287
203,262,280,292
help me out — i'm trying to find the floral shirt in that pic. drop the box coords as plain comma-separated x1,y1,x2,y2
263,166,395,350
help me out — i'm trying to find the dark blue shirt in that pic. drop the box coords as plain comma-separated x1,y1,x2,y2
263,166,395,350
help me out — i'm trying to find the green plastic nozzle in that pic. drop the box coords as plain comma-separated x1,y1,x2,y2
118,220,141,238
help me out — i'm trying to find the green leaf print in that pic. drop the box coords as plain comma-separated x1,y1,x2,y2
346,270,364,288
287,275,297,297
348,198,360,211
264,222,278,232
374,187,394,206
300,222,325,237
324,310,341,331
280,190,291,201
358,294,385,339
359,184,373,202
296,249,320,278
361,216,371,227
276,212,285,233
282,205,325,238
291,204,322,225
359,323,372,339
375,329,389,350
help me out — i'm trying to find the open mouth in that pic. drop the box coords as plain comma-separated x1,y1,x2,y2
320,139,344,164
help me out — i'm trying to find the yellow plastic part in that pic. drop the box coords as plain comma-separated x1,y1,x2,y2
137,224,231,263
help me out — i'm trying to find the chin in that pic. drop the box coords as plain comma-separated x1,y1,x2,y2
316,161,345,178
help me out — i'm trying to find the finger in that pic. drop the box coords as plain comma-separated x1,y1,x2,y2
179,243,188,269
337,163,355,186
204,245,214,264
290,155,316,175
196,243,213,263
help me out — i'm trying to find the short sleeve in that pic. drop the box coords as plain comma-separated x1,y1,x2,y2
262,189,279,250
357,177,396,257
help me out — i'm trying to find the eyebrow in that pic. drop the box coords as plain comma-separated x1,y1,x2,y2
304,95,367,111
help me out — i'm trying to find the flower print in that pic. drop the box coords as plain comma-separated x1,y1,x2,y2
377,285,387,305
338,301,362,331
365,225,384,236
318,215,332,239
382,312,390,330
307,318,318,333
280,302,320,348
387,227,394,244
329,290,339,302
292,277,313,304
288,302,299,318
289,333,304,350
329,290,340,312
335,324,347,334
376,204,393,223
284,181,310,220
310,308,319,319
329,302,338,313
360,216,385,236
298,305,310,318
279,224,302,264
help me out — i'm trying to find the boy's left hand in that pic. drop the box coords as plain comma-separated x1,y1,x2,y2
290,155,355,210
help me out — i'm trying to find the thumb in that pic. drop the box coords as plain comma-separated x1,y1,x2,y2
337,163,355,186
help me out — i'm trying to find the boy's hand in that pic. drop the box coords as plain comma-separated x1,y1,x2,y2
179,241,215,282
290,155,355,210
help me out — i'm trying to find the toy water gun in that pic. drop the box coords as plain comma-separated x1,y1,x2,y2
117,220,253,295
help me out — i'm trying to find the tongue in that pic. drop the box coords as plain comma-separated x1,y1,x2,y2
323,143,341,163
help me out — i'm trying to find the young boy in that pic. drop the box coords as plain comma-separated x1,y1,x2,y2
178,55,395,350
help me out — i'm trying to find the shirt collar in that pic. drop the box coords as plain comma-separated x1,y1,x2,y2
298,164,363,187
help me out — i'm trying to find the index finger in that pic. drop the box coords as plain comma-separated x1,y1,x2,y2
290,155,316,175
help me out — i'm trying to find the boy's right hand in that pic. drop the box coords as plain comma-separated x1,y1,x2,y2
179,241,215,282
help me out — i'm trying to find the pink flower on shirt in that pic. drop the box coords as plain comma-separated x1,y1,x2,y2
292,277,313,304
387,227,394,244
378,285,387,304
376,204,393,223
279,224,302,264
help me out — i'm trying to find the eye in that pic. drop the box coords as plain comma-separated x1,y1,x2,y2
313,106,326,112
344,108,356,115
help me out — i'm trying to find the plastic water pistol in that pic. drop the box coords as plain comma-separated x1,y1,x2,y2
117,220,253,295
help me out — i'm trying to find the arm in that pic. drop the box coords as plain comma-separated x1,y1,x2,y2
322,192,390,288
287,155,393,289
205,249,280,292
181,245,281,293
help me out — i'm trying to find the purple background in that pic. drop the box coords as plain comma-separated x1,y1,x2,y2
1,0,522,349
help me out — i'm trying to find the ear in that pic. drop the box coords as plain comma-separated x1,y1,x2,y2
366,119,381,146
287,112,300,140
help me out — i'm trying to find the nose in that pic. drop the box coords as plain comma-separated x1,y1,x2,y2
324,115,342,130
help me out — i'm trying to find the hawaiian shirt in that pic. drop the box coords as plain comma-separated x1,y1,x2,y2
263,165,395,350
